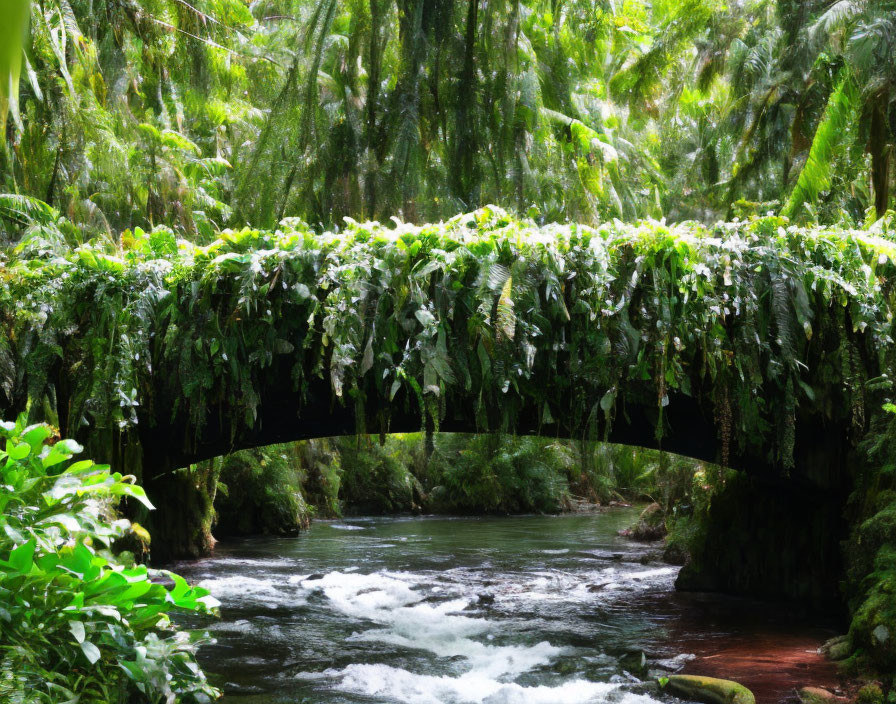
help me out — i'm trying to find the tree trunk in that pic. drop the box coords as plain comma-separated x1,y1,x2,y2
869,96,891,219
142,458,219,564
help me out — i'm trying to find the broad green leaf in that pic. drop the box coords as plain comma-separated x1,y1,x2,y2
9,538,36,573
0,0,29,130
6,440,30,461
22,424,52,451
69,620,86,643
80,640,101,664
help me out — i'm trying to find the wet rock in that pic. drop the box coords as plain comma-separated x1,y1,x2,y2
624,503,667,542
661,674,755,704
477,593,495,606
305,573,324,581
798,686,847,704
619,650,649,679
587,582,611,592
663,541,689,566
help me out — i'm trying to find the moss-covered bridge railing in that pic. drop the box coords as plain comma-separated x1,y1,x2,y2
2,207,895,563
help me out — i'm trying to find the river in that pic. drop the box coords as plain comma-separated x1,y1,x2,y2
177,508,841,704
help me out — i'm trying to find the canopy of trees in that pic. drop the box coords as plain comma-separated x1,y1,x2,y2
1,0,895,238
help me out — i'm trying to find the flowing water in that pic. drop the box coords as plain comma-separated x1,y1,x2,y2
177,509,841,704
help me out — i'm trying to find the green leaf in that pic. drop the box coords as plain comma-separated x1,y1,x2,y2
22,424,53,452
69,620,86,644
600,388,617,413
782,74,859,218
9,539,35,573
42,439,84,468
6,440,30,461
66,460,96,474
0,0,29,130
80,640,101,665
111,483,155,510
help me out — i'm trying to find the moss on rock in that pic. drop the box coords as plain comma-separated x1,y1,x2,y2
662,674,755,704
623,502,667,541
822,635,853,661
855,684,884,704
799,687,846,704
844,470,896,674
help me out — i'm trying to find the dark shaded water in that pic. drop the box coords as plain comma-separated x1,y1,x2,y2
177,509,841,704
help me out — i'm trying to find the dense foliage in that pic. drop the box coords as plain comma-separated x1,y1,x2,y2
1,0,894,236
0,416,219,703
3,0,896,689
2,208,895,483
218,434,665,523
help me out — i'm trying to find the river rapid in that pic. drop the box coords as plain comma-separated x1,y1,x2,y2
177,508,840,704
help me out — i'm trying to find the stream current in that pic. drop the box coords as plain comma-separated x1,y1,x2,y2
178,508,839,704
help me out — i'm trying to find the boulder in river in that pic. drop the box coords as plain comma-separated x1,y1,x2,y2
661,674,755,704
620,503,667,541
798,686,847,704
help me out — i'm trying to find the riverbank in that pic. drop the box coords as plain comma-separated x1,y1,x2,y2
671,595,844,703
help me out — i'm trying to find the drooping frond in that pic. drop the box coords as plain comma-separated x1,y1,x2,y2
0,194,59,227
782,74,859,218
0,0,29,129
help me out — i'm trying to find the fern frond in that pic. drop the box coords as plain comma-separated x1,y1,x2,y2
0,194,60,227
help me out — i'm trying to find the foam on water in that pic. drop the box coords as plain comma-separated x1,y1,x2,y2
330,663,659,704
198,575,305,609
300,570,665,704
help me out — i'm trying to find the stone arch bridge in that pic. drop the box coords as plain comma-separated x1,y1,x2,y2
2,208,894,600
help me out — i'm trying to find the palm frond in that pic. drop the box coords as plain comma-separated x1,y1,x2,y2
0,194,60,227
782,74,859,218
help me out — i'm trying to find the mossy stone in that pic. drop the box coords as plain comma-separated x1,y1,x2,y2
822,635,853,661
854,684,884,704
799,687,844,704
662,674,755,704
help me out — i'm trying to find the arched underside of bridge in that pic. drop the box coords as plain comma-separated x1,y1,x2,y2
2,208,893,605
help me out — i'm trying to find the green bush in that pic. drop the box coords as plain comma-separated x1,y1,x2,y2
0,417,220,703
428,434,571,513
215,446,311,536
295,438,343,518
337,436,423,514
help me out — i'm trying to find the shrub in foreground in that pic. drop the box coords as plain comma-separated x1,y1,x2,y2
0,417,220,703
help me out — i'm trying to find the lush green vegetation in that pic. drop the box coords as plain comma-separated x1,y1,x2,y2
3,210,893,479
0,0,895,237
0,416,219,703
3,0,896,696
211,434,667,530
